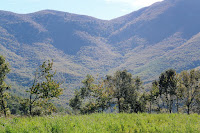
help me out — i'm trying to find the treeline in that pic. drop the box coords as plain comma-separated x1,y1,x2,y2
0,55,200,117
0,55,63,117
69,69,200,115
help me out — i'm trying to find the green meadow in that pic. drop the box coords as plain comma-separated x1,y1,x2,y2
0,113,199,133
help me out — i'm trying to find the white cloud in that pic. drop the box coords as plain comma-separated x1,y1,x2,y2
105,0,163,8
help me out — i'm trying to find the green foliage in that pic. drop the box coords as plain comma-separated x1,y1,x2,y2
5,95,25,115
0,55,10,117
0,113,199,133
105,70,144,113
178,69,200,114
80,74,94,98
69,90,82,112
158,69,178,113
148,69,200,114
70,75,114,114
92,80,114,112
19,98,29,115
27,60,63,116
147,80,160,113
70,70,146,114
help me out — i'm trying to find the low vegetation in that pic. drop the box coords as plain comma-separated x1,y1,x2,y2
0,113,199,133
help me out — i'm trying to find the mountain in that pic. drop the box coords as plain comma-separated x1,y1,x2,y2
0,0,200,103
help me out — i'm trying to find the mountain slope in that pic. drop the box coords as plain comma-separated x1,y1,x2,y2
0,0,200,103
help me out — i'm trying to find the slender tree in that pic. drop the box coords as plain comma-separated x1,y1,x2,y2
158,69,177,113
176,75,185,113
148,80,160,113
28,60,63,116
128,76,144,113
179,69,200,114
0,55,10,117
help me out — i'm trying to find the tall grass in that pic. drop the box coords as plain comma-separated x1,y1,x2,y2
0,113,199,133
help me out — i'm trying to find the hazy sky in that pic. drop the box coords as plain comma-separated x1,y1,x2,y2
1,0,163,20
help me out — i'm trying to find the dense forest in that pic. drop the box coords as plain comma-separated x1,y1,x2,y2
0,55,199,117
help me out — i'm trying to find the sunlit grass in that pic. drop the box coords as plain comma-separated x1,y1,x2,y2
0,113,199,133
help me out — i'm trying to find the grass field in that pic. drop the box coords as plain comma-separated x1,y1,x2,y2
0,113,199,133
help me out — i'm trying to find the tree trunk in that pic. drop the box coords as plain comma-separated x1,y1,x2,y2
101,102,105,113
1,99,7,117
117,98,121,113
169,95,172,113
169,98,173,113
187,104,190,115
166,93,169,113
149,101,152,114
176,97,179,113
29,94,32,116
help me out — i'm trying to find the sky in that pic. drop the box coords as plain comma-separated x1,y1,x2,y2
0,0,163,20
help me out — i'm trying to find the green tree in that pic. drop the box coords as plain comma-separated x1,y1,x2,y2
0,55,10,117
195,95,200,114
108,70,134,113
28,60,63,116
158,69,177,113
79,74,94,99
69,90,82,113
179,69,200,114
176,75,185,113
106,70,144,113
92,80,114,112
70,75,96,114
70,71,145,114
148,80,160,113
6,95,23,115
127,76,144,113
19,99,29,115
135,92,148,113
70,75,114,114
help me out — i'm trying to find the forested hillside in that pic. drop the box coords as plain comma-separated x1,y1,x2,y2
0,0,200,100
